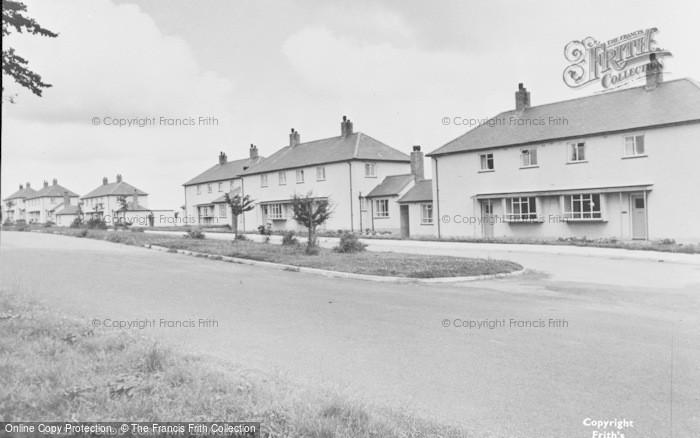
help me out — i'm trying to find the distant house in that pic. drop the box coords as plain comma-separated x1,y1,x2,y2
398,179,434,237
81,175,148,226
182,144,264,227
428,60,700,242
115,191,152,226
24,179,79,224
3,182,37,223
240,117,411,232
54,192,82,226
362,146,426,235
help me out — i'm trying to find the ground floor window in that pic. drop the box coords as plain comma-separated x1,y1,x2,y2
505,197,538,221
374,199,389,218
265,203,284,220
218,204,227,218
563,193,602,220
421,204,433,224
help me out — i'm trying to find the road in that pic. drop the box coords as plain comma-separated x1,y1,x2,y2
2,231,699,437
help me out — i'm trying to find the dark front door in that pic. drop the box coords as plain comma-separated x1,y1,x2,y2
400,205,410,237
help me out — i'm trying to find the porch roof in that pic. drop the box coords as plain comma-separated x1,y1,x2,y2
472,183,653,200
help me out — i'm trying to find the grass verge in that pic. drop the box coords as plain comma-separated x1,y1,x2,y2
0,286,470,436
21,229,522,278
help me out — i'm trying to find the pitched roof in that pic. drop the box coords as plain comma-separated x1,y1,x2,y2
3,186,37,201
117,201,150,212
183,157,264,186
211,187,242,204
399,179,433,203
429,78,700,156
55,205,81,215
82,181,148,199
26,183,79,200
365,174,414,198
241,132,410,175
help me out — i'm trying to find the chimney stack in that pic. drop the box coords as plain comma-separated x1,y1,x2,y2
19,184,24,190
515,83,531,112
52,178,57,186
249,144,259,159
132,189,138,205
410,145,425,182
341,116,354,138
103,177,108,186
289,128,300,147
219,151,227,165
26,182,30,188
645,53,664,91
116,174,122,183
43,180,49,188
63,190,70,206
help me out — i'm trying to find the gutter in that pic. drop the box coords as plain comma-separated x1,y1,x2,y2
434,156,441,238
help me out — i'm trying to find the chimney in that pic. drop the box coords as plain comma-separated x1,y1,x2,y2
116,174,122,183
410,145,425,181
249,144,259,159
290,128,300,147
102,177,108,185
52,178,57,186
43,180,49,188
219,151,227,165
645,53,664,91
63,190,70,206
132,189,138,205
26,182,30,188
515,83,531,112
341,116,354,138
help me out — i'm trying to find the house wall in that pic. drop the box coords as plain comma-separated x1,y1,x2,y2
25,196,80,223
4,198,26,222
433,123,700,242
405,203,435,237
55,213,78,227
183,179,242,227
83,194,149,226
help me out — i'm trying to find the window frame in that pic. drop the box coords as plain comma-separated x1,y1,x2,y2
207,184,212,193
296,169,305,184
365,162,377,178
567,141,587,163
504,197,541,222
479,153,495,171
316,166,326,181
266,203,284,220
197,185,201,195
520,148,538,168
261,174,268,188
278,171,287,186
421,204,433,225
623,134,646,158
218,204,227,218
562,193,604,221
374,199,389,218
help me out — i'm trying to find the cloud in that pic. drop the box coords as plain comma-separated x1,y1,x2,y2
3,0,234,122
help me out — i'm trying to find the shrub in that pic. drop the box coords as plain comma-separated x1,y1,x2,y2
15,220,28,232
86,217,108,230
131,227,145,233
70,217,83,228
305,245,320,255
78,229,89,238
282,230,299,246
334,232,367,253
105,233,123,243
234,233,248,242
43,220,55,227
258,224,271,243
184,228,205,239
656,238,676,246
2,219,14,228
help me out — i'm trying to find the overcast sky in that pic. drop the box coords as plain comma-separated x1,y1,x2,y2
2,0,699,208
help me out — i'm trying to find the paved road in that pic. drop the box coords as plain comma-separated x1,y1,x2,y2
2,231,699,437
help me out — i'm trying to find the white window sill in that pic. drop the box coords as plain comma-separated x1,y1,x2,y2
621,154,648,160
478,169,495,173
505,218,544,223
317,179,326,182
373,216,390,219
563,218,606,223
519,165,539,169
365,175,377,178
566,160,588,165
421,222,434,225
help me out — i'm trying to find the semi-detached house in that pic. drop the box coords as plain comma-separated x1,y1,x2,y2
428,60,700,242
24,179,80,224
3,183,37,223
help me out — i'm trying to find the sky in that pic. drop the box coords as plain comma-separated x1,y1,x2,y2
2,0,700,208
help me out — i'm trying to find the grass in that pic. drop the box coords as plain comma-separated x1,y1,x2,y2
0,286,471,437
22,228,523,278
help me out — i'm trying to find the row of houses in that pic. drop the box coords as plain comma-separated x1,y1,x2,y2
182,62,700,242
3,175,176,227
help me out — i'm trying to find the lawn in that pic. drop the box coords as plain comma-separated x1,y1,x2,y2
0,286,470,437
25,228,523,278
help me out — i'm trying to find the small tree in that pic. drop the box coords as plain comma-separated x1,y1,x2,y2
224,193,255,236
290,192,332,254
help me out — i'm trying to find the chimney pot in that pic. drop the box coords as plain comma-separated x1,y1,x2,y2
63,190,70,206
103,177,108,185
116,174,122,183
26,182,30,188
341,116,354,137
19,184,24,190
645,53,664,91
219,151,227,165
515,83,531,112
290,129,300,146
52,178,57,186
43,180,49,188
410,146,425,182
249,144,259,159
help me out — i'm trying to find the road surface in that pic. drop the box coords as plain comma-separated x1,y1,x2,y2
1,231,699,437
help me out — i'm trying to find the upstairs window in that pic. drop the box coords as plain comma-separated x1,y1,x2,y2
479,153,494,171
207,184,212,193
520,148,538,167
564,194,602,220
505,197,538,221
365,163,377,177
278,171,287,185
218,182,223,192
317,166,326,181
230,180,234,190
197,185,201,195
568,142,586,162
624,135,645,157
261,174,268,188
296,169,305,183
374,199,389,217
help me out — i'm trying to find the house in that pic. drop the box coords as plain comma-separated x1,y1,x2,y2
115,190,152,226
428,60,700,242
240,117,411,232
397,179,434,237
3,183,37,223
54,192,82,226
24,179,80,224
362,146,427,235
81,175,148,226
182,144,264,228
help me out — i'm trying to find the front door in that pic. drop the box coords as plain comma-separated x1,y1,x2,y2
631,194,647,240
482,200,494,238
400,205,410,237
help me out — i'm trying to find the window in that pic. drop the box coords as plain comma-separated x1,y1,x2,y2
279,171,287,185
261,174,268,187
230,180,234,190
218,204,227,218
207,184,212,193
296,169,305,183
197,185,201,195
360,197,367,211
50,197,56,204
218,182,223,192
317,166,326,181
624,135,645,157
568,142,586,162
505,197,538,221
374,199,389,218
563,194,602,220
365,163,376,177
520,148,538,167
479,153,494,171
421,204,433,224
266,203,283,220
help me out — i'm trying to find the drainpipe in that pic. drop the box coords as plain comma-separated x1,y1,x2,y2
183,186,187,228
644,190,649,241
347,161,354,231
434,156,441,238
370,198,375,231
358,192,363,232
240,177,246,232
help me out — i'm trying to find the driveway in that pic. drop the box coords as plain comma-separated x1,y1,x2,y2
2,231,699,437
